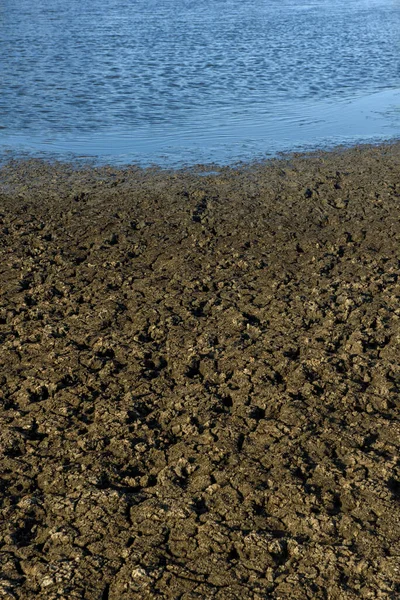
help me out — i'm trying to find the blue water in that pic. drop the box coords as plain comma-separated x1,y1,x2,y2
0,0,399,166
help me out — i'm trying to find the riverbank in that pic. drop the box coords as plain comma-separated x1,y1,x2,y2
1,143,400,599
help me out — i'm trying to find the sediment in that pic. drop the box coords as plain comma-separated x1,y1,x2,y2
1,143,400,599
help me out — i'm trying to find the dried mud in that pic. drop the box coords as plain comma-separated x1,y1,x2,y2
1,144,400,599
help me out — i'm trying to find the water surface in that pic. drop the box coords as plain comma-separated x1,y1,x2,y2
1,0,399,166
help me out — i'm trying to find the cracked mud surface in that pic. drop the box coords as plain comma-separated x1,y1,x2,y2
1,144,400,599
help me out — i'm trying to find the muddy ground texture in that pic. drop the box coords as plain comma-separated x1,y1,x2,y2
1,144,400,599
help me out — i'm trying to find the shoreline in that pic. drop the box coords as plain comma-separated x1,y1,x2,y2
1,84,400,169
1,141,400,598
1,135,400,175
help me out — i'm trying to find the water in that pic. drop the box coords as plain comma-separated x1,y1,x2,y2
0,0,399,167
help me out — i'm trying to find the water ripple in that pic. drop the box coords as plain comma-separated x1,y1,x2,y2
0,0,399,165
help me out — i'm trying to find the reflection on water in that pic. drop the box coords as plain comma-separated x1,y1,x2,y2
0,0,399,166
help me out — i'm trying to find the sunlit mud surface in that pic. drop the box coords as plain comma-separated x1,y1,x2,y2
1,144,400,598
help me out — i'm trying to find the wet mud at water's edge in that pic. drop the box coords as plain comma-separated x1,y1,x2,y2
1,144,400,599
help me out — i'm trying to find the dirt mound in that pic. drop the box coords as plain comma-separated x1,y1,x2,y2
1,144,400,598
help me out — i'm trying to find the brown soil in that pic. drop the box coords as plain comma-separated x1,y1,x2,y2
1,144,400,599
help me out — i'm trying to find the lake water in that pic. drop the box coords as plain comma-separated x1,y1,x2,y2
1,0,399,167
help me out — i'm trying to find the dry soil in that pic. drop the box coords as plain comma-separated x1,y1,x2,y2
0,144,400,599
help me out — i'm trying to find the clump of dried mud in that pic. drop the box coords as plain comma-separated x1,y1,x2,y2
1,144,400,599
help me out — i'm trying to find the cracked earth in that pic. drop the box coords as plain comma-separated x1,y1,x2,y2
1,144,400,599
